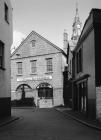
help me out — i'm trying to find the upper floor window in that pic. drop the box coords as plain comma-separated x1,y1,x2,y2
30,60,37,73
0,41,4,69
4,3,9,24
70,60,72,74
30,40,36,47
17,62,22,75
76,48,82,73
46,58,53,72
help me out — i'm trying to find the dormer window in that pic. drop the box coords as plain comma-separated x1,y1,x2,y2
30,40,36,47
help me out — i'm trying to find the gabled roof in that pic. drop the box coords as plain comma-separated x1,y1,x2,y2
11,30,66,57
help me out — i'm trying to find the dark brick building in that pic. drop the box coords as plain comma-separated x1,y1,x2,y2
68,9,101,120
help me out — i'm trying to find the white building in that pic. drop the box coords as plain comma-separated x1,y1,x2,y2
0,0,13,117
11,31,67,108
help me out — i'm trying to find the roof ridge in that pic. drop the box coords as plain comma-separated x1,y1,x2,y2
11,30,64,57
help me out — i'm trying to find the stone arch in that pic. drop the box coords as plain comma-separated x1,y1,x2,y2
36,82,53,99
16,84,32,100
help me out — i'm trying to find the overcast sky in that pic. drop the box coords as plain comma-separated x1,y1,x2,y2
11,0,101,50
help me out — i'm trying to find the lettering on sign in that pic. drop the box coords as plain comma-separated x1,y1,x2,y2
17,75,52,82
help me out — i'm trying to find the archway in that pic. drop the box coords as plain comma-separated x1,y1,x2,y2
36,83,53,108
36,83,53,99
16,84,32,100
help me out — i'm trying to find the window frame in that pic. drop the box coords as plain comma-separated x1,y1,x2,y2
30,60,37,74
76,47,83,73
4,3,9,24
0,41,5,70
30,40,36,47
46,58,53,72
17,62,22,75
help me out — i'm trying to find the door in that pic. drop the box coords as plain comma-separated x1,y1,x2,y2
37,83,53,108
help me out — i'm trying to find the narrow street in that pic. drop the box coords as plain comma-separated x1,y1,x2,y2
0,108,101,140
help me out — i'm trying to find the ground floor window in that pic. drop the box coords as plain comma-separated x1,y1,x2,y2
16,84,32,100
37,83,53,99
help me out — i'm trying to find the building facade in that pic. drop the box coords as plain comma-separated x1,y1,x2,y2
63,4,82,107
71,9,101,120
0,0,13,117
11,31,66,108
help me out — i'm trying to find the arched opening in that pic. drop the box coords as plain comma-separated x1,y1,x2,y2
16,84,32,100
36,83,53,99
36,83,53,108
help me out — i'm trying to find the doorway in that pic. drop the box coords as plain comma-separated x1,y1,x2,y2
37,83,53,108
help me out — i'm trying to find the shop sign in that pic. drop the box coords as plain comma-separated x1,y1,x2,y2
17,75,52,82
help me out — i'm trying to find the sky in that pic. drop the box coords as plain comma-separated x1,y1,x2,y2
11,0,101,50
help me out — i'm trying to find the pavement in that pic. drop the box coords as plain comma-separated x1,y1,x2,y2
55,106,101,131
0,106,101,131
0,115,19,127
0,106,35,127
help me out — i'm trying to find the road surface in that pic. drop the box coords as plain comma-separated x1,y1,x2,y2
0,108,101,140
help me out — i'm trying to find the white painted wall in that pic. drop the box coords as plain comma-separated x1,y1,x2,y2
0,0,13,97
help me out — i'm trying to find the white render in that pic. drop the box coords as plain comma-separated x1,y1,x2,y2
0,0,13,98
11,31,67,108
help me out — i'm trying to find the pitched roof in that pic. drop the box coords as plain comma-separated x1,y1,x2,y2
11,30,66,57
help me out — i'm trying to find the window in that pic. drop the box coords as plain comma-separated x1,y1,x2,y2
17,62,22,75
76,48,82,73
0,41,4,69
30,60,37,73
5,3,9,23
46,58,53,72
70,60,72,74
30,40,36,47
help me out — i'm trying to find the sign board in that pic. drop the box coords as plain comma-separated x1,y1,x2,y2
17,75,52,82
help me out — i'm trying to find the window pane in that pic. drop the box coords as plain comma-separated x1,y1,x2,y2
46,58,52,72
76,48,82,73
17,62,22,74
0,41,4,68
30,40,36,47
5,3,9,23
31,60,37,73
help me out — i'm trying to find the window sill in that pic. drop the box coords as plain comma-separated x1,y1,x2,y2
30,73,37,75
45,71,53,74
16,74,23,76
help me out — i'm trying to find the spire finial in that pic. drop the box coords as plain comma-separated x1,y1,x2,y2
76,1,79,16
76,2,78,12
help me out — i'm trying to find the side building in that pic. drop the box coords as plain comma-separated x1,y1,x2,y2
0,0,13,117
11,31,67,108
71,8,101,120
63,3,82,107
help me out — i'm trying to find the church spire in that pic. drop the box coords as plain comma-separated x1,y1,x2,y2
71,2,82,45
76,2,79,17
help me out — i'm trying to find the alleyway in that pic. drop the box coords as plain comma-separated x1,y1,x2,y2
0,108,101,140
